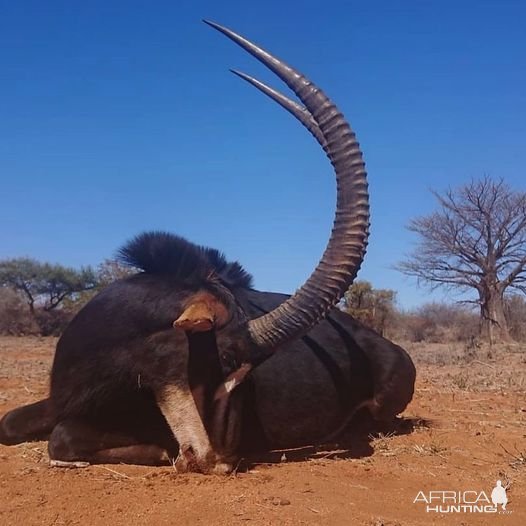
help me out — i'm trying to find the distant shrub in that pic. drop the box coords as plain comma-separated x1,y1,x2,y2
505,295,526,342
33,308,74,337
392,302,479,343
341,281,397,337
0,287,38,335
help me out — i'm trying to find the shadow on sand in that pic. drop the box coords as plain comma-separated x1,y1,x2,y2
240,412,432,470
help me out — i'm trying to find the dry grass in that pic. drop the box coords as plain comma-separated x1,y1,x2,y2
402,340,526,392
501,444,526,471
412,441,448,458
403,340,525,365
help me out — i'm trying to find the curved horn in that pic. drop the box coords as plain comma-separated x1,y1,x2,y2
206,21,370,350
230,70,326,147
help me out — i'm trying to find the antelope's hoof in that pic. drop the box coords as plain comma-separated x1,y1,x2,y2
174,445,234,474
210,461,234,475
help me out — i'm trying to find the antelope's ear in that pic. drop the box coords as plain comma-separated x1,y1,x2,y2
174,292,230,333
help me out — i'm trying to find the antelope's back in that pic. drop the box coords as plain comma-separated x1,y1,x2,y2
240,290,416,448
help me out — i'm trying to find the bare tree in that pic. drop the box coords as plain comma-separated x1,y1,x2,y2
397,177,526,343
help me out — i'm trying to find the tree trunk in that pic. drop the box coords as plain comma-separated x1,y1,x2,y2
479,287,511,344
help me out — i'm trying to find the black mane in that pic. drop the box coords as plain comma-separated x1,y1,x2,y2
117,231,253,289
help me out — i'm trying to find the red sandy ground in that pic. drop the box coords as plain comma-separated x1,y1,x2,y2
0,336,525,525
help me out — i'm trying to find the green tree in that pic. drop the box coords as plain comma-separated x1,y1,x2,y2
96,258,137,286
64,258,137,311
0,258,97,315
341,280,396,336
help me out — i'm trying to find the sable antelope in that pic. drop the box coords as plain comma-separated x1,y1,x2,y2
0,21,416,474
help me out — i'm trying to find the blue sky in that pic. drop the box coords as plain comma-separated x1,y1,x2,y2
1,1,524,309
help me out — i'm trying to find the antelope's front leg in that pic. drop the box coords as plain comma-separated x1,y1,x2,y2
156,384,232,474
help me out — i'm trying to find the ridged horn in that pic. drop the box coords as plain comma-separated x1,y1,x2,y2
230,69,326,147
206,20,370,350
